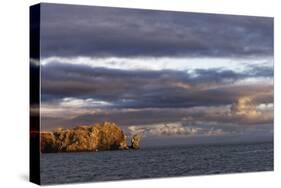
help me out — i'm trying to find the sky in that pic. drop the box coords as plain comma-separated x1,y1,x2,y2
38,3,273,145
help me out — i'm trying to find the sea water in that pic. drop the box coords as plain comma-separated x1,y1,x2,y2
40,142,273,184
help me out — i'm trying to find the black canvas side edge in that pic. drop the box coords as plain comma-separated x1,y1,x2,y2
30,3,41,185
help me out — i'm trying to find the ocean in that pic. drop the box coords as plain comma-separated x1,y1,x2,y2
40,142,273,184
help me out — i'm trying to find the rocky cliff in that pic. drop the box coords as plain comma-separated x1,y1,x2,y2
41,122,140,153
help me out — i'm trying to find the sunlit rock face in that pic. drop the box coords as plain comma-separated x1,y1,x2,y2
130,134,141,149
40,122,133,153
40,132,57,152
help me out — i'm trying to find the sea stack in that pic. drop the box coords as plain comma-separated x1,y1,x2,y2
130,134,141,149
40,122,141,153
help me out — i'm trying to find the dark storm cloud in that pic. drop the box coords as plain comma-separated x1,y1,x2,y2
40,3,273,58
193,66,273,83
41,62,273,108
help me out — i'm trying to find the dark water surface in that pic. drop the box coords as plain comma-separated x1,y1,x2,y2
40,142,273,184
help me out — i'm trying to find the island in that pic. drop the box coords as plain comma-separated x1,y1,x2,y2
40,122,141,153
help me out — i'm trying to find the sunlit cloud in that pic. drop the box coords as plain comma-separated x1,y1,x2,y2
40,97,112,118
231,96,261,118
127,122,225,137
41,56,273,74
60,97,112,108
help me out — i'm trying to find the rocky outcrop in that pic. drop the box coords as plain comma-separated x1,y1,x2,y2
130,134,141,149
40,132,57,152
41,122,140,153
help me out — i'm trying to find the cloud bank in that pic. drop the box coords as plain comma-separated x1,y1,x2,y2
38,4,273,144
40,3,273,58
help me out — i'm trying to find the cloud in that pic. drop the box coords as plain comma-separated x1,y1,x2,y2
41,61,273,109
257,103,273,111
39,60,273,132
228,96,273,124
37,3,273,143
40,3,273,58
41,56,273,73
40,100,273,131
231,96,261,117
60,97,112,108
127,122,225,137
